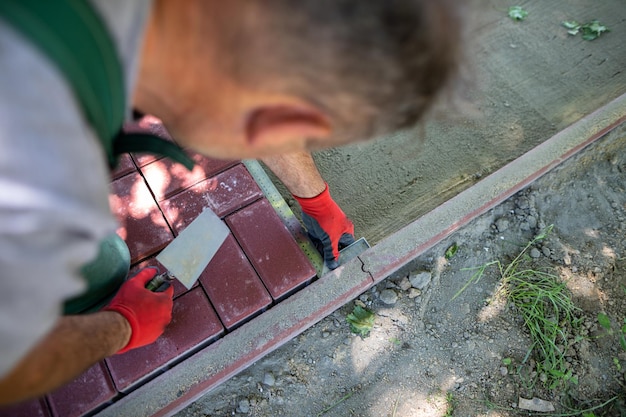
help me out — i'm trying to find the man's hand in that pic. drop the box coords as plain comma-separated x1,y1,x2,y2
103,268,174,353
294,183,355,269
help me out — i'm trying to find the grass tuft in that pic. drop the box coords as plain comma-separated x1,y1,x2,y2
455,225,583,389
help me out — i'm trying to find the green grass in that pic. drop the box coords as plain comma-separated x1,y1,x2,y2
455,226,584,389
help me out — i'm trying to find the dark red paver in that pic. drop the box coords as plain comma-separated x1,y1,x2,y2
0,398,50,417
105,287,224,392
47,362,116,417
140,154,237,201
226,198,316,300
161,164,263,232
109,172,174,263
199,235,272,329
110,153,136,180
123,115,175,167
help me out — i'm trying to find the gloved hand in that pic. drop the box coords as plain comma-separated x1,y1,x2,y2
294,183,355,270
102,267,174,354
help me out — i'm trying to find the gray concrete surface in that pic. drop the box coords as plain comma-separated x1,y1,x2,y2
264,0,626,244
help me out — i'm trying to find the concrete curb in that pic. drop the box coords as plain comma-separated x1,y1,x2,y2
95,93,625,417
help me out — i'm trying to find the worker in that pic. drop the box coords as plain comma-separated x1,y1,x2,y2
0,0,461,404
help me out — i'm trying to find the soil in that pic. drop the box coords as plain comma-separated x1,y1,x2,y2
175,126,626,416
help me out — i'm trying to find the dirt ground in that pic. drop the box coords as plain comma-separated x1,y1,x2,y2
175,123,625,416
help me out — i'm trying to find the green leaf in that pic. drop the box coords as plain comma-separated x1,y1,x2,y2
562,21,580,30
598,313,612,330
445,243,458,260
502,357,512,366
508,6,528,21
346,305,375,337
620,335,626,352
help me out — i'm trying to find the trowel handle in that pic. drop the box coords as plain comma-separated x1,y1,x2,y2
145,272,173,292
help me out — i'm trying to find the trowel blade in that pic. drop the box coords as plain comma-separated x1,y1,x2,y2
321,237,370,276
156,208,230,289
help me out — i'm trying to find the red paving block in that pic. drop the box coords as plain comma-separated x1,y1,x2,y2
129,257,196,299
110,153,136,180
199,235,272,329
123,115,174,167
47,362,116,417
106,287,224,392
140,154,237,201
226,198,316,300
162,164,263,233
109,172,174,263
0,398,50,417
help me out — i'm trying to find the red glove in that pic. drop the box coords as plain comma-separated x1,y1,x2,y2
294,183,355,269
103,268,174,354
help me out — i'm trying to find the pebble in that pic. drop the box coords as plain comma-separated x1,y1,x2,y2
542,247,551,257
527,215,538,229
263,372,276,387
380,289,398,305
238,400,250,414
530,248,541,258
409,271,431,290
495,218,510,232
500,367,508,376
408,288,422,299
399,277,412,291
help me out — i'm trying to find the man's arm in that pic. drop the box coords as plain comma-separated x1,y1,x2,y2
261,151,326,198
0,311,129,405
261,151,355,269
0,268,173,405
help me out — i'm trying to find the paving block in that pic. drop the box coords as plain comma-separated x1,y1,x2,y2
161,164,263,233
106,287,224,392
226,198,316,300
0,398,50,417
110,153,136,180
140,154,237,201
130,257,194,299
47,362,116,417
109,172,174,263
123,115,174,167
199,235,272,329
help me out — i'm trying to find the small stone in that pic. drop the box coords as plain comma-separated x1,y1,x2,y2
527,215,538,229
542,247,551,257
495,218,510,232
518,397,555,412
322,331,331,338
263,372,276,387
408,288,422,299
530,248,541,258
399,277,412,291
500,367,508,376
238,399,250,414
380,289,398,305
409,271,431,290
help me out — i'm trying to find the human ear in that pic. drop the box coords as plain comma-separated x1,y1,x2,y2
245,105,331,153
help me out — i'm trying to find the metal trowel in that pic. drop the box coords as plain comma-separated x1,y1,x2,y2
145,208,230,292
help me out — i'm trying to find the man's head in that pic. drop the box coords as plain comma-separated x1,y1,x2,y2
134,0,462,159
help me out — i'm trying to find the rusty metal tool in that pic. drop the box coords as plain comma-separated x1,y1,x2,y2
145,208,230,292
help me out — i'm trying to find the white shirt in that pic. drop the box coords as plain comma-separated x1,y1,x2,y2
0,0,151,377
